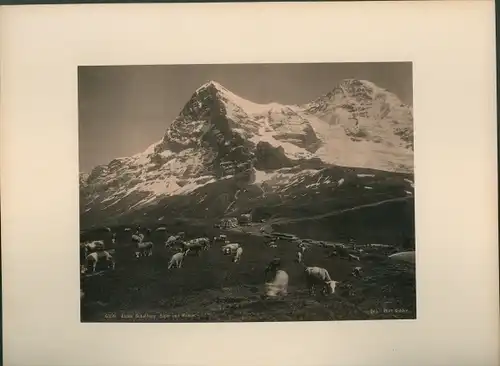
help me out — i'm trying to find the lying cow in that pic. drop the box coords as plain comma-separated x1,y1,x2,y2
265,270,289,297
233,247,243,263
304,266,339,296
221,243,240,255
85,249,116,273
168,252,185,269
135,241,154,258
213,234,227,243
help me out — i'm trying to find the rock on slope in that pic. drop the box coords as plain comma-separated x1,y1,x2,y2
80,79,414,227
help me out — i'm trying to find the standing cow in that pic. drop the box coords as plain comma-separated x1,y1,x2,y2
168,252,185,269
135,241,154,258
304,266,339,296
85,250,116,273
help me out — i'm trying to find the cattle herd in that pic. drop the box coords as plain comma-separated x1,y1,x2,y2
80,224,415,320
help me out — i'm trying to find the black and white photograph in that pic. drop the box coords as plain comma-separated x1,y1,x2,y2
79,62,416,323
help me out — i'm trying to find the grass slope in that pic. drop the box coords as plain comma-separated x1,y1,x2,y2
81,223,416,322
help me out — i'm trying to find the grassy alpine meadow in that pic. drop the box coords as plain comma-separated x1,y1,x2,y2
80,219,416,323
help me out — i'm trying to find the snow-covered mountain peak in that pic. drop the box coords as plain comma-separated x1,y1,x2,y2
80,78,414,224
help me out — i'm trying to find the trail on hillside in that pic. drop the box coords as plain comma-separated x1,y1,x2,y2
270,196,412,225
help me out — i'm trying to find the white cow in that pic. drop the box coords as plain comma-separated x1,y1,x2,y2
168,252,185,269
189,237,210,250
135,241,154,258
296,251,303,263
233,247,243,263
222,243,240,255
131,233,144,244
304,266,339,295
265,270,289,297
85,240,105,252
124,228,131,232
165,235,179,247
85,250,116,273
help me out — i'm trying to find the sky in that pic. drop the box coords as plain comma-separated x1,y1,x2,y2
78,62,412,172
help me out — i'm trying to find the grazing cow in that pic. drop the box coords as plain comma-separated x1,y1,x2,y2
168,252,185,269
221,243,240,255
165,235,179,247
233,247,243,263
124,228,131,232
135,241,154,258
189,237,210,250
296,251,303,263
265,270,289,297
85,240,105,252
183,242,204,257
304,266,339,296
352,266,363,278
85,250,116,273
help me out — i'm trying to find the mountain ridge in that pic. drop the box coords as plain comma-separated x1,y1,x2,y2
80,78,414,228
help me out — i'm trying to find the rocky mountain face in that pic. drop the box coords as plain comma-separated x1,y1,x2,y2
80,79,414,228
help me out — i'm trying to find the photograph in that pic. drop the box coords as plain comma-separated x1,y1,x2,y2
78,62,416,323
